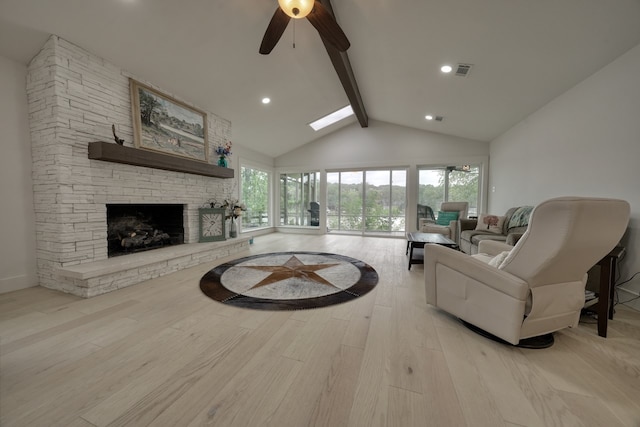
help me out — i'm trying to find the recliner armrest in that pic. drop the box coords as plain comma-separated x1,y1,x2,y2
448,220,460,244
424,245,528,302
418,218,436,229
506,232,525,246
477,240,513,256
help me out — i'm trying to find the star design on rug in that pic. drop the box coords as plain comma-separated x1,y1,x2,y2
241,255,341,290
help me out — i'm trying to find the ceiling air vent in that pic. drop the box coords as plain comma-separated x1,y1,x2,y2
435,116,444,122
455,63,473,77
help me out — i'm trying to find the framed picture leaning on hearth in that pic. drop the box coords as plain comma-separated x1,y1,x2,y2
130,79,209,162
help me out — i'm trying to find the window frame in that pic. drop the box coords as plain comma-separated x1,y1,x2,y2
239,159,273,232
277,169,322,229
326,167,408,236
417,164,481,218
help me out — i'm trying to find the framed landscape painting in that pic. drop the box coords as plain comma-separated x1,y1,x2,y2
130,79,209,162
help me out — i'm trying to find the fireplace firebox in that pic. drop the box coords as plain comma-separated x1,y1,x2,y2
107,204,184,257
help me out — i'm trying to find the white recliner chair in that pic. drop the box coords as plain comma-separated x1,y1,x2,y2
425,197,630,346
420,201,469,244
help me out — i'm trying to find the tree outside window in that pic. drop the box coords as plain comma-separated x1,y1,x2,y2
241,166,270,229
327,169,407,234
279,172,320,226
418,165,479,217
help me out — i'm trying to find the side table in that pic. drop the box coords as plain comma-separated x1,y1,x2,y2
406,232,458,270
595,246,625,337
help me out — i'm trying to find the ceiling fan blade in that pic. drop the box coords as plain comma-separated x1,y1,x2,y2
259,7,291,55
306,1,350,52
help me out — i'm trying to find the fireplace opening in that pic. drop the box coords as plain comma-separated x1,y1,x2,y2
107,204,184,257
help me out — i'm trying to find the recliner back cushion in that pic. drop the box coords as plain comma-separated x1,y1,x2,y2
499,197,630,288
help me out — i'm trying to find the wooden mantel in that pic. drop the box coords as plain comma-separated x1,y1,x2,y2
88,141,234,178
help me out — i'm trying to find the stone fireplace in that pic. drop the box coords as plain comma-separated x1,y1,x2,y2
26,36,249,297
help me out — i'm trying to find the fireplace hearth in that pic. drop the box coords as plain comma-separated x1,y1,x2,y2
107,204,184,257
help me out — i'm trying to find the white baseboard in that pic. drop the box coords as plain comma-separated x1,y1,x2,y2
0,274,38,294
618,286,640,297
617,286,640,311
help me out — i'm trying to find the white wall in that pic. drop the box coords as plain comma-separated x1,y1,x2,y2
277,120,489,169
489,42,640,307
0,55,37,293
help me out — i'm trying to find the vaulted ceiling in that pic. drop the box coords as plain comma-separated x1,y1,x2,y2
1,0,640,157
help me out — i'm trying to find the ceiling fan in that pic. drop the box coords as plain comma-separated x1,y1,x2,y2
259,0,350,55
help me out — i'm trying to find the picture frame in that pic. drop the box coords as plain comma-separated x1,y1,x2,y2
130,79,209,162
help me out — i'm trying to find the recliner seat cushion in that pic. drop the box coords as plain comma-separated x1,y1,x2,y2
472,233,508,245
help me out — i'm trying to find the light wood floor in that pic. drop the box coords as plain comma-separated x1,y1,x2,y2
1,233,639,427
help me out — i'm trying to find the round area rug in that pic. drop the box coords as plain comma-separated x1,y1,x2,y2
199,252,378,310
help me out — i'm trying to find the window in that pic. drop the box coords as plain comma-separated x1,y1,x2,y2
240,165,271,229
327,169,407,234
418,165,479,216
279,172,320,226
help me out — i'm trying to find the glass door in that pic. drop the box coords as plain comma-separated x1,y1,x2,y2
418,165,479,217
279,172,319,226
327,169,407,235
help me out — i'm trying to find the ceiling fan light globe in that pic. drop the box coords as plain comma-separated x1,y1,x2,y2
278,0,314,19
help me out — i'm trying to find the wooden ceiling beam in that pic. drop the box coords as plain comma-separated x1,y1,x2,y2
318,0,368,128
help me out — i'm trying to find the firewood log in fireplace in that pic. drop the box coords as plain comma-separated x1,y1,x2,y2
121,230,171,249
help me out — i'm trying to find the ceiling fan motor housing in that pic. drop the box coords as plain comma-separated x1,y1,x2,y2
278,0,314,18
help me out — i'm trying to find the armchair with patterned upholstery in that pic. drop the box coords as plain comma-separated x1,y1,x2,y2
424,197,630,347
419,201,469,244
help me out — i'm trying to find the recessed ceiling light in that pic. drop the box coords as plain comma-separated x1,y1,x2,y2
440,65,452,73
309,105,354,131
262,97,271,104
425,115,434,120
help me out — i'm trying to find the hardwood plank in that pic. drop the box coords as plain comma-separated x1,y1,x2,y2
499,342,586,427
347,304,392,427
341,291,376,349
308,344,364,427
192,355,302,427
281,308,333,362
80,322,252,426
436,324,507,426
5,324,227,426
68,417,98,427
0,307,83,345
459,326,546,426
418,348,467,426
557,390,628,427
1,291,220,417
0,287,80,321
1,234,640,426
0,300,140,356
387,386,428,427
394,284,440,351
265,318,349,426
388,287,429,393
185,317,306,426
102,311,292,426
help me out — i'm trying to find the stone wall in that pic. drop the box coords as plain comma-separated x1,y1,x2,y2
27,35,238,296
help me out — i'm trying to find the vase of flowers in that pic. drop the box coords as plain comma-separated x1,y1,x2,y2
215,141,232,167
222,199,246,238
229,216,237,238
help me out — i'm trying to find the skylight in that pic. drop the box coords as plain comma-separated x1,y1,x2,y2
309,105,354,131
